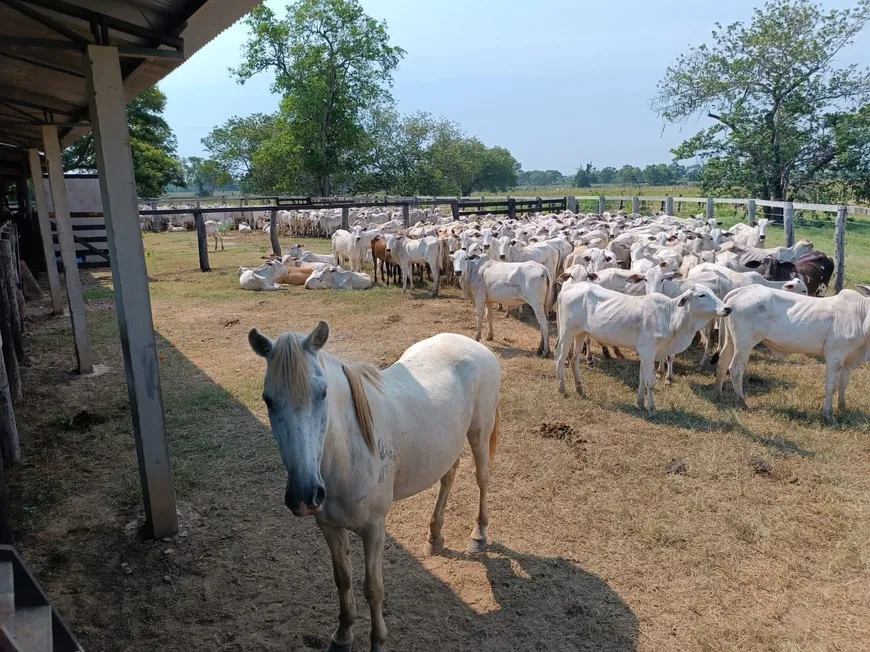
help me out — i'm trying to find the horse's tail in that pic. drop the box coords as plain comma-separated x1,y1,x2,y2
488,407,500,470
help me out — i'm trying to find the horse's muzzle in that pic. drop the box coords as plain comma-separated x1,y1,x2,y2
285,483,325,517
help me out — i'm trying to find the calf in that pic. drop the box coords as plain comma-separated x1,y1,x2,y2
454,252,553,356
371,235,400,285
715,285,870,420
555,282,731,412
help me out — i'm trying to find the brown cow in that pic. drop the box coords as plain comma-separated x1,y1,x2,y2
371,235,401,285
275,266,313,286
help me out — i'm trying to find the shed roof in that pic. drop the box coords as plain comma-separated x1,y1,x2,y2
0,0,259,172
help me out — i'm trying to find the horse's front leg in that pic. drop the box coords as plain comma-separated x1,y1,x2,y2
361,520,388,652
318,523,357,652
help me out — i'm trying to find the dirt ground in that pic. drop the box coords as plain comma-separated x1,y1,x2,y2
8,231,870,651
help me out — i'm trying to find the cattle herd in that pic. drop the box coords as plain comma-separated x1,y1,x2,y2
144,201,865,421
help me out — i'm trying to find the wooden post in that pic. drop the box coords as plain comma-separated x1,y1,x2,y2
193,211,210,272
632,196,640,214
508,197,516,220
835,206,847,294
0,241,23,363
536,196,543,213
42,125,93,375
0,253,20,404
748,199,757,226
0,332,19,464
451,201,459,220
27,149,62,315
598,196,606,215
402,203,410,227
85,44,178,539
706,197,714,222
784,202,795,247
665,196,674,215
566,196,578,213
341,206,349,231
269,209,281,257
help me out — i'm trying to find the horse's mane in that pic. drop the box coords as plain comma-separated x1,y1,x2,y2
268,332,382,454
341,362,382,454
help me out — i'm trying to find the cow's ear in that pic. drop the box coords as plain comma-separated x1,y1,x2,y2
745,261,761,269
659,261,668,268
855,285,870,297
626,274,644,283
557,272,571,282
588,272,599,281
678,293,690,307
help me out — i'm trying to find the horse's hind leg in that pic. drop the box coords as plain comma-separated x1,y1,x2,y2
317,523,357,652
466,410,498,554
425,458,460,556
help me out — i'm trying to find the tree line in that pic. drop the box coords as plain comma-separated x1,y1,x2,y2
63,0,870,207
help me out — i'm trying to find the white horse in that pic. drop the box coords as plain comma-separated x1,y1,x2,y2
249,323,502,651
205,220,224,251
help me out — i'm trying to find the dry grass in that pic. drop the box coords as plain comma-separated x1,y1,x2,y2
8,229,870,652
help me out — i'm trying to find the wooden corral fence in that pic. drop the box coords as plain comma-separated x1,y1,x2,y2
141,193,865,292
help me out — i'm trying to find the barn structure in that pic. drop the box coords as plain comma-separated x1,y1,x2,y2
0,0,260,541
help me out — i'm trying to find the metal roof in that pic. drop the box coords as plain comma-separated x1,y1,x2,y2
0,0,260,172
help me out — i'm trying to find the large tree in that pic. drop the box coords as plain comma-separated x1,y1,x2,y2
201,113,276,189
231,1,404,196
63,86,184,198
652,0,870,205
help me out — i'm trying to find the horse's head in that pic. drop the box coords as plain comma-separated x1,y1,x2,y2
249,322,331,517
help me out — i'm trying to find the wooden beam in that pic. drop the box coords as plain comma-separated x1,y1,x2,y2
85,45,177,538
41,125,92,373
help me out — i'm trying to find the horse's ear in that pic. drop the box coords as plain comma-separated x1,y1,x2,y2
249,329,274,358
855,284,870,297
305,321,330,351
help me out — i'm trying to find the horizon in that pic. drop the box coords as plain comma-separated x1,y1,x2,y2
160,0,870,173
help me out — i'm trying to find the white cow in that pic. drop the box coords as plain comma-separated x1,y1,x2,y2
715,284,870,420
286,244,334,265
454,252,553,356
238,261,285,291
688,262,810,291
304,266,372,290
500,239,560,281
555,282,731,412
205,220,224,251
731,218,770,247
332,227,366,271
385,234,443,297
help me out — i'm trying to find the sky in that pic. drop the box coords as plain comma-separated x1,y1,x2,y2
161,0,870,174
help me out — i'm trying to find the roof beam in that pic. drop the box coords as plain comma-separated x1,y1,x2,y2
0,51,85,79
0,0,90,46
0,119,88,127
0,100,40,122
0,91,80,117
17,0,184,49
0,38,184,59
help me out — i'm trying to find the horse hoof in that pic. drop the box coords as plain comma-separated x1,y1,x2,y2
466,537,487,554
425,536,445,556
327,641,353,652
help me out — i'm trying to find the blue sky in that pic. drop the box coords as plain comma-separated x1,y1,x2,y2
161,0,870,173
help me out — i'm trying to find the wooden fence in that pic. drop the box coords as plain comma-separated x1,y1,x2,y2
140,193,864,292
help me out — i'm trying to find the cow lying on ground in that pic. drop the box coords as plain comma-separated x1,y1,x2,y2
715,284,870,420
238,260,286,291
304,266,372,290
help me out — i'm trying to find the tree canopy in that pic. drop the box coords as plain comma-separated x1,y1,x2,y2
652,0,870,204
63,86,184,198
231,0,405,195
